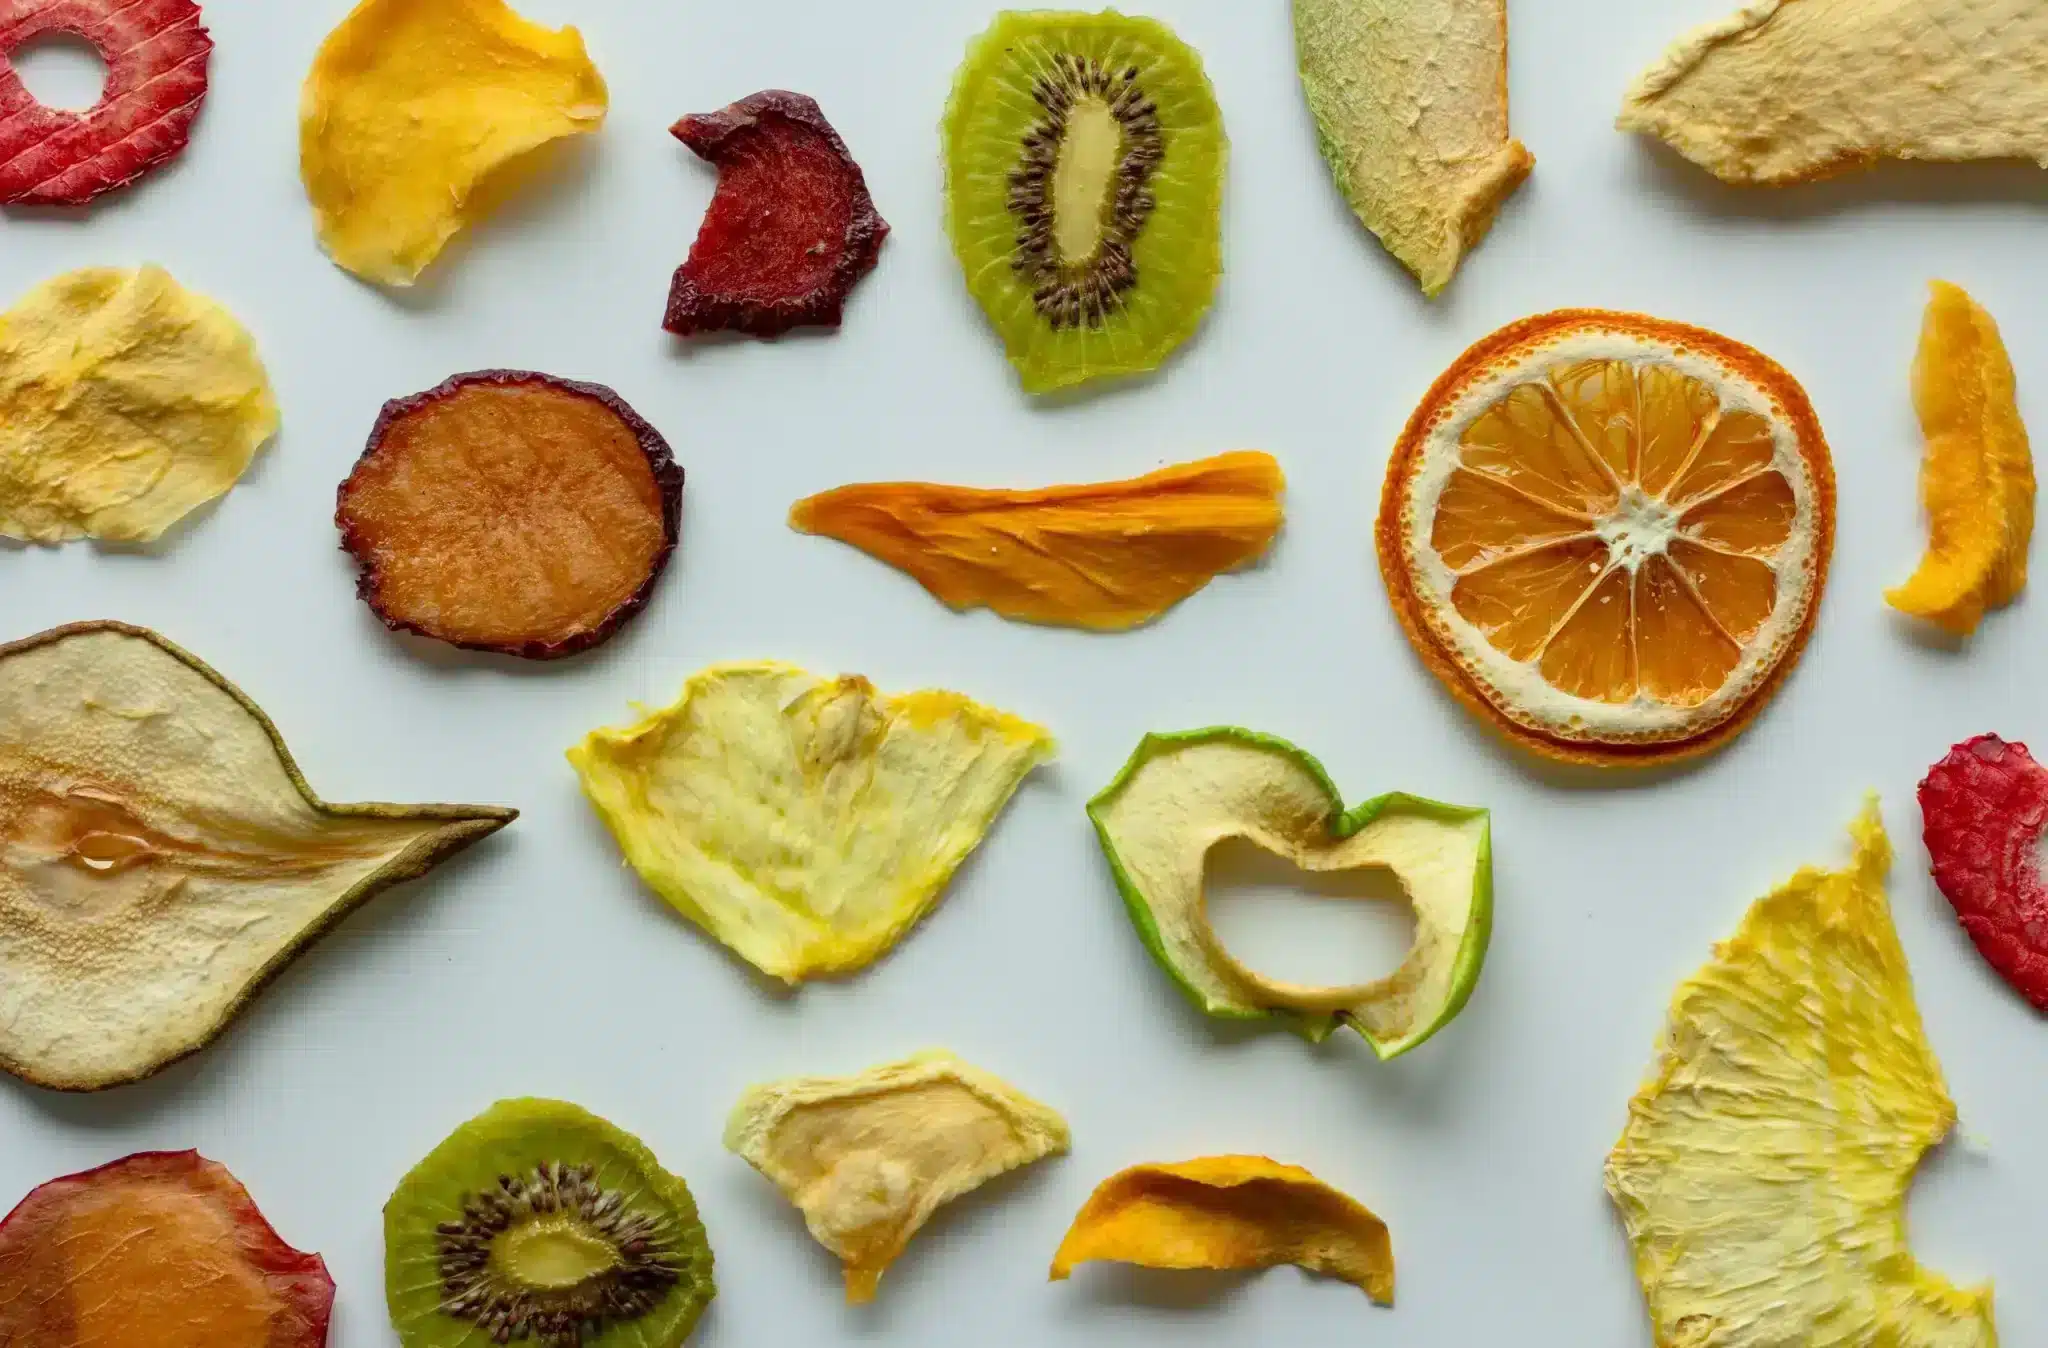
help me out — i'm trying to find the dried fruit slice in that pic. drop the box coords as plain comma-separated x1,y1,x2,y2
1293,0,1532,296
664,90,888,339
568,662,1052,983
943,10,1227,393
1089,728,1490,1060
0,622,516,1090
1378,309,1835,765
336,370,682,660
0,1151,333,1345
1886,282,2033,636
386,1098,714,1348
300,0,607,285
1920,734,2048,1010
1050,1156,1393,1304
789,452,1285,630
726,1050,1068,1303
1618,0,2048,185
1605,800,1996,1348
0,0,211,206
0,265,277,544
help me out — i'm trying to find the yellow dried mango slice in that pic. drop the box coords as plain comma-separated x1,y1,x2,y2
1887,281,2034,636
725,1050,1069,1303
1050,1155,1393,1305
299,0,608,286
1604,800,1997,1347
0,266,277,545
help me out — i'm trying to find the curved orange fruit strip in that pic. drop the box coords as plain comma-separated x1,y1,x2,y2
1048,1155,1393,1304
1885,281,2033,636
789,452,1284,630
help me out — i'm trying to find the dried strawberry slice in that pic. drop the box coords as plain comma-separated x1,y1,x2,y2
0,1150,333,1344
336,370,683,661
664,89,888,338
0,0,211,206
1919,732,2048,1010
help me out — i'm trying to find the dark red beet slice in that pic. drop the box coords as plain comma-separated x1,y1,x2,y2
0,0,211,206
0,1150,333,1344
336,370,683,661
664,89,888,338
1920,733,2048,1011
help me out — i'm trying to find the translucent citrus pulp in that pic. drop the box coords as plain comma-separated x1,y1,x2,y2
1378,311,1834,764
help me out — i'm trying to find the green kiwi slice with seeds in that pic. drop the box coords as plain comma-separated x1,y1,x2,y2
944,9,1226,394
385,1099,713,1348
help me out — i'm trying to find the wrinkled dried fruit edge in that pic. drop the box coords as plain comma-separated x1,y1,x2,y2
1373,307,1837,768
335,369,684,661
1085,725,1491,1061
0,620,517,1092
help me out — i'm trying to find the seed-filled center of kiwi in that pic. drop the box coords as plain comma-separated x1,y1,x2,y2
497,1216,621,1290
1051,98,1123,265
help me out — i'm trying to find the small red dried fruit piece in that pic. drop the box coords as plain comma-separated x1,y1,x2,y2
0,1150,333,1346
0,0,211,206
665,89,888,338
337,370,682,660
1920,732,2048,1010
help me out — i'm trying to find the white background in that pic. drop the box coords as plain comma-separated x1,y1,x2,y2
3,1,2044,1343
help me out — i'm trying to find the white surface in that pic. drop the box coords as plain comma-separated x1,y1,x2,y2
3,1,2044,1343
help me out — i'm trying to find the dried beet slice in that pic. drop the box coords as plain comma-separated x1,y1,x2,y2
0,0,212,206
0,1150,333,1345
337,370,682,660
664,89,888,338
1920,733,2048,1010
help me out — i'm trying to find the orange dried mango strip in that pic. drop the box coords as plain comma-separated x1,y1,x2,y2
1048,1155,1393,1304
789,452,1284,630
1886,281,2034,636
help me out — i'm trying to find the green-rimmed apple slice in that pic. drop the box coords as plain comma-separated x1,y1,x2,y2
1087,728,1491,1060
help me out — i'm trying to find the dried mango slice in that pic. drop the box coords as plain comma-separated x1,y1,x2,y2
1050,1156,1393,1304
1886,281,2033,636
0,1150,333,1346
726,1050,1068,1303
567,662,1052,983
299,0,607,285
0,622,516,1090
0,265,276,544
1920,733,2048,1010
1618,0,2048,185
789,452,1284,630
1605,800,1997,1348
1089,728,1489,1060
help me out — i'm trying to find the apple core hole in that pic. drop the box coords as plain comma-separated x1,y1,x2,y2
1205,837,1416,988
11,33,110,113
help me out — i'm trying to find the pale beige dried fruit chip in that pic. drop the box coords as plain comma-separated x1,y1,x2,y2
1619,0,2048,185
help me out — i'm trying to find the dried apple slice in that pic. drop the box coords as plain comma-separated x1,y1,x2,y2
0,622,516,1090
725,1050,1068,1303
1090,728,1490,1060
336,369,683,660
1050,1155,1393,1304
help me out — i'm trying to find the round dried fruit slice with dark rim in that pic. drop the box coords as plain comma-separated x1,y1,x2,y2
664,89,888,338
1919,732,2048,1011
336,369,683,660
0,0,212,206
0,1149,333,1345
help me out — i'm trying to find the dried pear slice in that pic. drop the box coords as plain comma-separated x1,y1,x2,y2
0,622,516,1091
1605,800,1997,1347
1049,1155,1393,1304
725,1050,1068,1303
1089,728,1489,1060
568,661,1052,984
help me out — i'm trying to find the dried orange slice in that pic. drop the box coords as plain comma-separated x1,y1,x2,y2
1378,310,1834,765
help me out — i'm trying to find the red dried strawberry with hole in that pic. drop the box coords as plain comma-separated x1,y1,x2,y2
1920,732,2048,1011
0,0,211,206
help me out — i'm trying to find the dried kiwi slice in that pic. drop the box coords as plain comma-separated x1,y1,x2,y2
386,1098,714,1348
943,10,1226,394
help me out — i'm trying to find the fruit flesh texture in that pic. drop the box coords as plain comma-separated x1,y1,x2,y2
1920,734,2048,1009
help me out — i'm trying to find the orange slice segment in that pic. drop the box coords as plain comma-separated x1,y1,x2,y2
1378,310,1834,765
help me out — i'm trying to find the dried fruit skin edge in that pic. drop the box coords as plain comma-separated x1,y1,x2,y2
789,452,1285,630
1919,733,2048,1010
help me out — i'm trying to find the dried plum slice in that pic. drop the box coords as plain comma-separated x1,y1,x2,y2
1920,733,2048,1010
664,89,888,338
336,369,683,660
